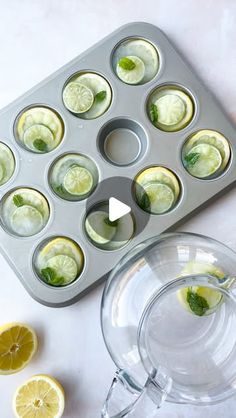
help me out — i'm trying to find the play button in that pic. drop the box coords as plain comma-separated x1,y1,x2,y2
109,197,131,222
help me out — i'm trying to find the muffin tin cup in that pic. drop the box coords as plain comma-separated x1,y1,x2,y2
0,22,235,307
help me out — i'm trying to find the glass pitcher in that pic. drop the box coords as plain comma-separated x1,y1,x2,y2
101,233,236,417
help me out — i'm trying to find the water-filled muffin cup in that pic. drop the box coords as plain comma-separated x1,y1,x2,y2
15,106,64,153
62,71,112,119
0,142,15,186
112,38,159,85
0,187,50,237
134,166,181,215
147,84,195,132
182,130,231,179
33,236,84,287
49,153,99,201
84,201,135,251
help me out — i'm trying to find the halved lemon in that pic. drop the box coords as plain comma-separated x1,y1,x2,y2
13,374,65,418
0,323,37,375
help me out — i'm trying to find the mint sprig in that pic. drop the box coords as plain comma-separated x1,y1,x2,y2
104,217,119,227
33,139,47,152
94,90,107,102
187,289,209,316
150,103,158,124
41,267,64,286
139,193,150,211
13,194,24,207
184,152,200,167
118,57,136,71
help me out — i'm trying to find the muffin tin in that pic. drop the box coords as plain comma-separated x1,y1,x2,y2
0,22,235,307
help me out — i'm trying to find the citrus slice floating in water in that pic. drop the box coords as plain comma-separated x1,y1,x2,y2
63,82,94,114
63,166,93,196
117,55,145,84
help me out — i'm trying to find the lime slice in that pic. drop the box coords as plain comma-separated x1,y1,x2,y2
0,143,15,186
10,205,44,236
139,182,175,214
47,254,78,284
185,143,222,178
136,166,180,202
183,130,231,172
63,82,94,114
17,107,64,147
74,73,112,119
114,39,159,83
23,124,54,152
117,55,145,84
63,166,93,196
155,94,186,126
85,211,117,245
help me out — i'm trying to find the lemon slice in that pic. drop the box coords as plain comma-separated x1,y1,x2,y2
183,130,231,172
0,142,15,186
85,211,117,245
184,143,222,178
0,323,37,375
63,82,94,114
23,124,54,153
63,166,93,196
13,374,65,418
47,254,78,284
17,107,64,148
75,72,112,119
155,94,186,126
178,262,225,316
117,55,145,84
11,205,44,236
139,182,175,214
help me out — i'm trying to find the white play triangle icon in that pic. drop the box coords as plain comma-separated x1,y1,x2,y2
109,197,131,222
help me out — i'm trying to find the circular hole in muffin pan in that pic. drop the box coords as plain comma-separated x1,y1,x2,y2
14,105,64,154
98,118,148,166
84,201,135,251
0,187,50,237
0,142,16,186
62,71,112,119
182,129,232,180
133,166,181,215
112,37,159,85
147,84,195,132
33,236,85,287
49,153,99,201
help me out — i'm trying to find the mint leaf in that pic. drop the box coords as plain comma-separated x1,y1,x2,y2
104,217,119,227
13,194,24,207
184,152,200,167
41,267,64,286
139,193,150,211
118,57,136,71
187,289,209,316
95,90,107,102
33,139,47,152
55,184,64,195
150,103,158,124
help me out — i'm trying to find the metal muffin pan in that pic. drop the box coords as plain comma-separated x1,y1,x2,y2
0,22,235,307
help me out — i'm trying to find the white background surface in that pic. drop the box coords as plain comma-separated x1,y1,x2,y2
0,1,236,417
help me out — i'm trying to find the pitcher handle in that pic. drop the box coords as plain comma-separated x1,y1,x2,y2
102,369,172,418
